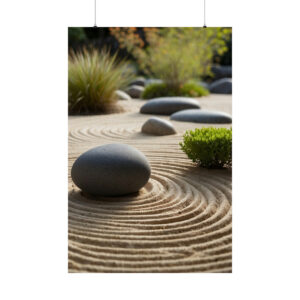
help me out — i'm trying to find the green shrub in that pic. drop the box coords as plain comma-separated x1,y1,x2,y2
180,127,232,168
180,82,209,97
142,83,174,99
68,48,133,114
142,82,209,99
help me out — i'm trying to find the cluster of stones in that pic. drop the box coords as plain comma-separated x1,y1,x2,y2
139,96,232,133
116,69,232,101
114,77,146,100
72,73,232,197
125,77,146,98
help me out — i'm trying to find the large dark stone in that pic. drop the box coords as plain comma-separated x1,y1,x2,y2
140,97,201,115
170,109,232,124
141,117,176,136
71,144,151,196
125,85,145,98
209,78,232,94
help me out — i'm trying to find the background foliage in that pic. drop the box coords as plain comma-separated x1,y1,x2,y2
142,82,209,99
110,27,231,91
68,27,232,70
68,27,232,112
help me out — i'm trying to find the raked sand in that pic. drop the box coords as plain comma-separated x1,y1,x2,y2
68,94,232,273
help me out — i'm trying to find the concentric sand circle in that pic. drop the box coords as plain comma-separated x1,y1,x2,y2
68,97,232,273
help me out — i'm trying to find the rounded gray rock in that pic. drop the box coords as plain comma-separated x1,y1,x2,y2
209,78,232,94
140,97,201,115
170,109,232,124
125,85,145,98
114,90,132,100
71,144,151,196
141,117,176,136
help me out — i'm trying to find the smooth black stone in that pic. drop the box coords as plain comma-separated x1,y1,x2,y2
170,109,232,124
140,97,201,115
209,78,232,94
71,144,151,196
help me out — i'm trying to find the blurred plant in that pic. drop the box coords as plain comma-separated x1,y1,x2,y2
142,81,209,99
110,27,231,91
180,127,232,168
142,83,174,99
180,81,209,97
109,27,146,54
68,28,87,46
68,48,133,114
214,29,232,65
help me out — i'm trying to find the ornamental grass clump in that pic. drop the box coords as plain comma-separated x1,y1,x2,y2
68,48,133,114
180,127,232,168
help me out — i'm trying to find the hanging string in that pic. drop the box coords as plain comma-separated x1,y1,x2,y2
94,0,97,27
203,0,207,28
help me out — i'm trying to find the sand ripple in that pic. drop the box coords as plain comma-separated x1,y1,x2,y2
68,104,232,273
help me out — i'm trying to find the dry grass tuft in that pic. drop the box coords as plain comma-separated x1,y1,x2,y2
68,48,133,114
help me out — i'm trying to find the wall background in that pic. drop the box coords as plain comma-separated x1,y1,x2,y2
0,0,299,299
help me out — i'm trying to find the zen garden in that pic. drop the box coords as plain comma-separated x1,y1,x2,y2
68,27,232,273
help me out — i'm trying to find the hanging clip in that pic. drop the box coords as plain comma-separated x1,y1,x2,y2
203,0,207,28
94,0,97,27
